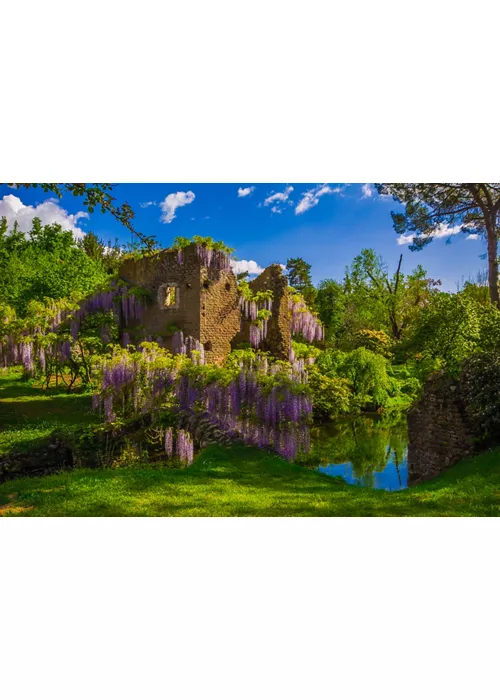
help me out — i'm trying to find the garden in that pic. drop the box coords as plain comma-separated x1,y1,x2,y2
1,183,500,517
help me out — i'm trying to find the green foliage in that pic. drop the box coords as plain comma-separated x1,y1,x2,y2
316,279,347,341
307,367,351,420
354,328,393,358
340,347,393,408
461,352,500,445
0,217,109,315
344,248,438,342
286,257,316,308
237,279,273,304
313,346,411,412
78,232,124,275
315,348,348,376
172,235,235,256
5,182,157,251
291,340,321,360
377,183,500,306
409,291,500,375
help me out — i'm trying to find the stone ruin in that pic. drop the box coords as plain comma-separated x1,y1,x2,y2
407,372,476,484
119,243,292,364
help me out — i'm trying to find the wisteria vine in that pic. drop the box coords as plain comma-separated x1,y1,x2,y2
289,294,323,343
92,344,312,463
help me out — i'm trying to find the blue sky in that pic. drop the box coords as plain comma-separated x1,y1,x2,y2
0,183,488,290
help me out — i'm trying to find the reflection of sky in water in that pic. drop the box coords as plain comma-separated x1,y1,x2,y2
318,450,408,491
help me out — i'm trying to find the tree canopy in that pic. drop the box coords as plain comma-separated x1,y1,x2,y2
0,217,111,314
286,257,316,308
344,249,440,341
377,183,500,306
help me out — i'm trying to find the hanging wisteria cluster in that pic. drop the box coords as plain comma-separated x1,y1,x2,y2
239,295,273,348
93,345,313,463
164,428,194,465
289,296,323,342
0,285,148,379
70,287,145,339
93,345,181,421
195,244,232,273
0,300,76,375
288,345,317,373
172,331,205,364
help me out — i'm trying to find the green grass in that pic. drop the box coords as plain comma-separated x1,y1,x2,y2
1,444,499,517
0,368,96,456
1,367,499,517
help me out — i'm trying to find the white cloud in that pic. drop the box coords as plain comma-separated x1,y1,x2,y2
361,183,373,198
263,185,294,213
159,191,195,224
294,183,342,215
230,259,264,276
0,194,89,239
140,200,156,208
396,223,464,246
466,233,480,240
238,186,255,197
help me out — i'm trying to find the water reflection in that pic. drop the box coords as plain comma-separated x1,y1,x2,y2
305,414,408,491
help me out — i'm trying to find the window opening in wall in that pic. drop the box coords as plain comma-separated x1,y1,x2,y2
204,341,212,351
159,284,179,309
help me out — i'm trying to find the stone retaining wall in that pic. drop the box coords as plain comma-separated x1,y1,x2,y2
407,373,475,485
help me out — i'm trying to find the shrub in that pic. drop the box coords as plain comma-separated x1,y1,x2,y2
399,376,421,396
307,367,351,420
315,349,347,377
354,328,393,358
461,352,500,445
339,347,393,409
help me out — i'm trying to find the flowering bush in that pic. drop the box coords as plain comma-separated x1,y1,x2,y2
0,283,146,387
92,343,313,462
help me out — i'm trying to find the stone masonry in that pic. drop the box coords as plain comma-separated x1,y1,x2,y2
119,245,292,364
231,264,291,361
407,372,476,485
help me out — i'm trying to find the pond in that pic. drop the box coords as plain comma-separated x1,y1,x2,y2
307,414,408,491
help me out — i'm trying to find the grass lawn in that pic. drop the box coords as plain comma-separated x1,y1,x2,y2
1,444,500,517
1,367,500,517
0,368,96,456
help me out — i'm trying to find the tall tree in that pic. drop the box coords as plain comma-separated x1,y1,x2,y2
0,217,109,314
376,183,500,306
346,248,439,341
316,279,347,341
286,257,316,308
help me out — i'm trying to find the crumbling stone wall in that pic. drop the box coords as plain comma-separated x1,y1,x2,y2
199,264,240,364
119,244,240,364
119,246,201,342
407,373,476,485
232,264,291,361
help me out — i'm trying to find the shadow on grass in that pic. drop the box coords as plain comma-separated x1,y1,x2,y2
3,443,498,517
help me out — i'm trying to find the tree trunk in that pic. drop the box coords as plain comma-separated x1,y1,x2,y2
486,224,499,307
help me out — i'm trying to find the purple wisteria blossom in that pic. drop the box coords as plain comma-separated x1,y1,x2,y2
289,298,323,342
